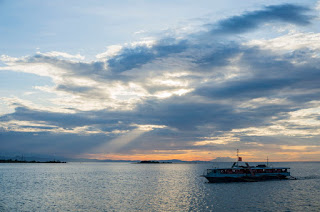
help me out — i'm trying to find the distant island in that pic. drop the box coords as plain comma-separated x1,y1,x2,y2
0,159,66,163
138,160,172,164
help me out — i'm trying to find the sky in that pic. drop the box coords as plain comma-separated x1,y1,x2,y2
1,0,320,161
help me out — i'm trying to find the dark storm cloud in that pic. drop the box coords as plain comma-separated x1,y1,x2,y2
57,84,93,93
0,106,132,130
3,76,302,134
212,4,313,34
135,98,236,130
106,3,313,73
193,43,241,69
18,39,189,85
107,39,188,73
0,132,107,156
27,54,110,79
105,4,313,75
134,94,301,132
0,92,276,134
0,99,258,155
195,78,294,100
194,45,320,102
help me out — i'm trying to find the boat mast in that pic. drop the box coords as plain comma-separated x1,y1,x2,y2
237,149,239,166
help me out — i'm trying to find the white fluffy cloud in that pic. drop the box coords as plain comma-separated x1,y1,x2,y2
245,32,320,53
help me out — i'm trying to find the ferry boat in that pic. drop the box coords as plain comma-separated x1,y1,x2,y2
203,150,291,183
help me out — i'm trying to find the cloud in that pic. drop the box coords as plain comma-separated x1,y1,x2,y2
96,45,123,60
1,3,320,160
37,51,85,60
245,32,320,53
212,4,313,34
106,38,188,74
0,55,19,63
317,1,320,11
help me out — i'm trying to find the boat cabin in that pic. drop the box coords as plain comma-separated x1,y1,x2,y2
207,167,289,175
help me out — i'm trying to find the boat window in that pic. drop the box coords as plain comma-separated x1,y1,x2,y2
213,170,216,173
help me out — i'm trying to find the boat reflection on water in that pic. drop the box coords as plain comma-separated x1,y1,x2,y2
202,150,292,183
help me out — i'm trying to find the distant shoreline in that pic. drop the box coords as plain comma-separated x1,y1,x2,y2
138,160,172,164
0,159,66,163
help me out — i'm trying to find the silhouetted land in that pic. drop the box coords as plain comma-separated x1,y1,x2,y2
139,160,172,164
0,159,66,163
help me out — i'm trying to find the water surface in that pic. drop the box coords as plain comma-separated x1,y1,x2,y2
0,162,319,211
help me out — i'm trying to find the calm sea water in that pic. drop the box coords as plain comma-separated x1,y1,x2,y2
0,162,319,212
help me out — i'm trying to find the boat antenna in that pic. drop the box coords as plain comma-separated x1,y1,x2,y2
267,156,269,167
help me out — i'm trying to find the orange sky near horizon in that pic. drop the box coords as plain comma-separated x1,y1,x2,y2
80,148,320,162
